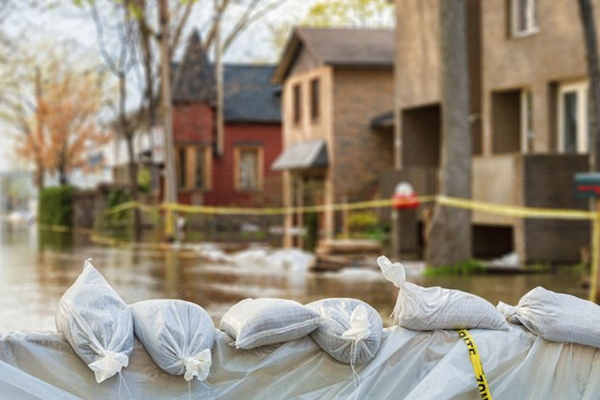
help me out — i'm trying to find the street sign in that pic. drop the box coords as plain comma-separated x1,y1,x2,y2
574,172,600,199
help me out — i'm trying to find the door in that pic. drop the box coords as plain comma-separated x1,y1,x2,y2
558,81,588,154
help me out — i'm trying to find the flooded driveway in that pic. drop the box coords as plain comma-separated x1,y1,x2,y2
0,223,589,332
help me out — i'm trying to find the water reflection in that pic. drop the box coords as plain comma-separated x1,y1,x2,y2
0,223,588,332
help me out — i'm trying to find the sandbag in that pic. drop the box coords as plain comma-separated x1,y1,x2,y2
220,298,321,350
130,299,215,381
377,256,508,331
306,298,383,364
56,259,134,383
498,286,600,348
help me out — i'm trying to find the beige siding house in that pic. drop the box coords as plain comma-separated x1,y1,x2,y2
393,0,593,263
273,28,395,248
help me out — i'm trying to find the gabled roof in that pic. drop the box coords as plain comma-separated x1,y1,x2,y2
224,65,281,123
173,30,216,103
273,27,395,83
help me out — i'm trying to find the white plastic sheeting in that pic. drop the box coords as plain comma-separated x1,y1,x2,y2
2,325,600,399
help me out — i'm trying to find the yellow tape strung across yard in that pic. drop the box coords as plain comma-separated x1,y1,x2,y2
103,195,598,220
456,329,492,400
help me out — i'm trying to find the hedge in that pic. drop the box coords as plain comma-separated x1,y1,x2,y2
38,186,75,227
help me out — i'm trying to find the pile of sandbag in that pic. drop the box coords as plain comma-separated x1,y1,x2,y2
53,255,600,397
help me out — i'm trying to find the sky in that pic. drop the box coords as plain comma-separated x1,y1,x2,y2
0,0,319,172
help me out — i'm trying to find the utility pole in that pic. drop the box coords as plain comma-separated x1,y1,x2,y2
578,0,600,303
159,0,179,241
214,0,224,156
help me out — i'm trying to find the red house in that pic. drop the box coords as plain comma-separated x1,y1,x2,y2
171,32,282,207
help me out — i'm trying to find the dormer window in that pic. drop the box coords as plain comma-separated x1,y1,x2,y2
511,0,539,38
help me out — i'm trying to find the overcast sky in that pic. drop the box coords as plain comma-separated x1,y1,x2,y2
0,0,318,172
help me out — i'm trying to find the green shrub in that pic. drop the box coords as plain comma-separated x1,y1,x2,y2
137,167,151,193
423,259,486,277
38,186,75,227
348,211,379,231
103,189,132,227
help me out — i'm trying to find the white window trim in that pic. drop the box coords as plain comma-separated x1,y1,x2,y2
511,0,539,38
520,90,532,153
557,81,589,154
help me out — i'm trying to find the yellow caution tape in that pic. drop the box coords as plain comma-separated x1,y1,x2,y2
456,329,492,400
437,195,596,220
102,195,599,220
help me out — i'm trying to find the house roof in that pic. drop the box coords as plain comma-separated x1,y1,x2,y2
173,31,281,123
272,139,328,170
224,65,281,123
172,30,216,103
273,27,395,83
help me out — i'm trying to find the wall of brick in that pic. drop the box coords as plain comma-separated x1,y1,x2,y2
203,123,282,207
173,102,214,144
333,67,395,203
520,154,590,263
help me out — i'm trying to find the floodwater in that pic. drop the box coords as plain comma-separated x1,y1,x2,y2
0,223,589,332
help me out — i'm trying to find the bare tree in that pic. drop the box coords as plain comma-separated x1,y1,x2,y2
88,0,144,237
426,0,472,266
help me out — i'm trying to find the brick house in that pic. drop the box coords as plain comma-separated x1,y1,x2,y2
390,0,595,263
171,31,282,207
272,28,395,247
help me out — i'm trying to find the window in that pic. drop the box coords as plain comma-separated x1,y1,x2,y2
235,146,263,191
194,147,209,189
310,78,320,121
511,0,538,37
176,146,211,190
293,84,302,124
558,81,588,154
178,147,187,188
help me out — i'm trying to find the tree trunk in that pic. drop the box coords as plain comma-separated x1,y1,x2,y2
426,0,472,266
34,164,45,189
577,0,600,303
578,0,600,173
125,134,142,241
159,0,179,242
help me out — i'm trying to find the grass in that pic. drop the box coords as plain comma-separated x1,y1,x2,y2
423,259,487,277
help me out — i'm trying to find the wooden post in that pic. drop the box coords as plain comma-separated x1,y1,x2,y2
214,0,225,157
159,0,178,241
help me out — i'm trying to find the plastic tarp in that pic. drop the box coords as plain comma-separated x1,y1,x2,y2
2,325,600,400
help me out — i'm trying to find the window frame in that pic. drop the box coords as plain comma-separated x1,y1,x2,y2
234,146,264,192
557,81,589,155
510,0,539,38
176,145,212,191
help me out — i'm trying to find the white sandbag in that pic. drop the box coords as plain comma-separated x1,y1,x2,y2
55,259,133,383
498,286,600,348
377,256,508,331
130,299,215,381
306,298,383,364
220,298,321,349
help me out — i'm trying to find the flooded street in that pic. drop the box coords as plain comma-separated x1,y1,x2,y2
0,223,589,332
